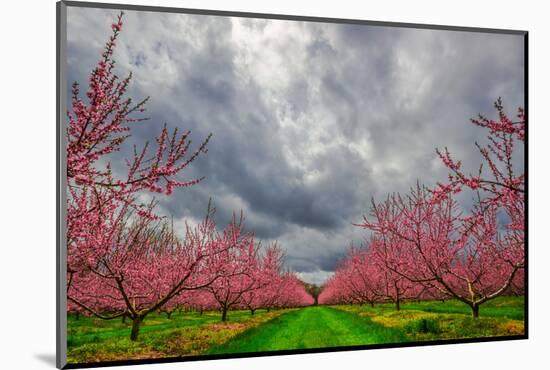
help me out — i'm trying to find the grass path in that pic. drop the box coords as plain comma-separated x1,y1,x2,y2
208,306,407,354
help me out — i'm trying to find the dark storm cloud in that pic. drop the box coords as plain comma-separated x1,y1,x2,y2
67,8,524,284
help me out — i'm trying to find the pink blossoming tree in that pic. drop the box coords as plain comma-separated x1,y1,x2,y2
356,100,524,318
66,13,221,340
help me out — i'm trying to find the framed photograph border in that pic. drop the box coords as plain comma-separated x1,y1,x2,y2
56,1,528,368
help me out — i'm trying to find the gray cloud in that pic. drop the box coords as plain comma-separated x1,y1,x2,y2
66,7,524,285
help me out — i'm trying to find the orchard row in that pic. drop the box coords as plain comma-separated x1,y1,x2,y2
319,99,525,316
66,13,312,341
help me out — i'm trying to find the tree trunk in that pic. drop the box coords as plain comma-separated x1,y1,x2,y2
250,308,256,316
370,302,374,308
122,315,126,323
267,307,270,313
75,312,80,320
395,285,401,311
199,309,203,315
221,308,228,322
166,311,172,319
130,316,142,341
471,304,479,318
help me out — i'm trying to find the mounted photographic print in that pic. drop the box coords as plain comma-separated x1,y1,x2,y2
56,1,527,368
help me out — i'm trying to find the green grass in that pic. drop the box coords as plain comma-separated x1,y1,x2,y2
208,306,408,354
67,309,291,363
67,296,525,363
69,310,236,347
331,296,525,342
398,296,524,320
334,296,524,320
404,317,441,334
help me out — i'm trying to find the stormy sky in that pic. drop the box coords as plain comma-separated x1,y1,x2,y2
66,7,524,285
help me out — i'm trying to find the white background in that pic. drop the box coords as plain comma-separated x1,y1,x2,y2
0,0,546,369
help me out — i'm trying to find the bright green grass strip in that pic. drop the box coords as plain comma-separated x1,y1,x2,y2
207,306,408,354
